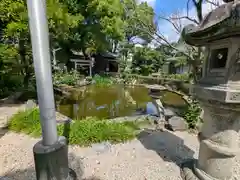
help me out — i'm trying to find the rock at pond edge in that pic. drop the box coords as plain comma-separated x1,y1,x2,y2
167,116,188,132
25,99,37,110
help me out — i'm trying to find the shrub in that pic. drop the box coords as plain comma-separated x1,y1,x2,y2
165,73,190,82
92,74,114,86
53,69,82,86
182,100,201,129
0,75,25,98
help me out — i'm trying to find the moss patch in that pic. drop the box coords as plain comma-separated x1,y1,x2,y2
8,108,147,146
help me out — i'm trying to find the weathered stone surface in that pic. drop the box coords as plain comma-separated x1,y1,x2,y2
76,79,91,86
167,116,188,131
164,107,176,118
195,109,204,131
178,0,240,178
195,105,240,180
56,111,72,124
195,119,203,132
25,99,37,110
152,99,165,121
146,84,166,91
109,115,149,123
182,1,240,46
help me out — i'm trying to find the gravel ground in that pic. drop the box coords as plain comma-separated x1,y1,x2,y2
0,130,199,180
0,105,239,180
0,104,25,129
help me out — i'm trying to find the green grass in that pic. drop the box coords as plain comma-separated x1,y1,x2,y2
92,75,114,87
8,108,42,137
8,108,146,146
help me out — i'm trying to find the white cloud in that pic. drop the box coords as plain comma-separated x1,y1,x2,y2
158,0,225,43
138,0,156,7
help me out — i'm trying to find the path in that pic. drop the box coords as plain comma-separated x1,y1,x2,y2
1,105,240,180
0,130,199,180
0,104,25,129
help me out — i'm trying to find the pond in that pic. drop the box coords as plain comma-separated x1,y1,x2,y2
56,84,187,120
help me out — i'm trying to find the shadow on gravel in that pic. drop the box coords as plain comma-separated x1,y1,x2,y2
0,153,102,180
137,129,195,166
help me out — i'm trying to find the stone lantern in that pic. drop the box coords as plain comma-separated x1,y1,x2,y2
181,0,240,180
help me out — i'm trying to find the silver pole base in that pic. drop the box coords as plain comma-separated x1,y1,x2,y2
33,136,76,180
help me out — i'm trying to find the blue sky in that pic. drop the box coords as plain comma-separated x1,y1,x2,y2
154,0,189,16
154,0,192,42
139,0,224,43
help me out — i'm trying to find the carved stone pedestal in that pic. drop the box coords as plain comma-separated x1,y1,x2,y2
181,100,240,180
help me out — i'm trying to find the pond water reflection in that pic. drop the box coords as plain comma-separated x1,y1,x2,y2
57,85,186,119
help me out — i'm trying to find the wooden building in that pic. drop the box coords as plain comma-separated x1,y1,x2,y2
55,49,119,76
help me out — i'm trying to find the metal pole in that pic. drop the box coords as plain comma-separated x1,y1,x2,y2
27,0,58,146
27,0,75,179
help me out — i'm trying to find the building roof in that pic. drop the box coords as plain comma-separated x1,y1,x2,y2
99,52,119,59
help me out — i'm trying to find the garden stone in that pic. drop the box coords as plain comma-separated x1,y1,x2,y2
151,99,165,121
196,118,203,131
199,109,204,120
164,107,176,118
76,79,89,86
147,115,165,127
148,115,160,122
167,116,187,132
25,99,37,110
196,109,204,131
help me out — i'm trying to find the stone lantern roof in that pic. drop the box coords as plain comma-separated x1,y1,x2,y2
182,0,240,46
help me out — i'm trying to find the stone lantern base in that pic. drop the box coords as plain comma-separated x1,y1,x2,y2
181,159,199,180
180,99,240,180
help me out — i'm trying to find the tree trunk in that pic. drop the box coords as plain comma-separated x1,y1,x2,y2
23,72,31,89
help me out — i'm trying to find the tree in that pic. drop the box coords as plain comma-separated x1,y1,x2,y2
173,0,220,81
122,0,156,43
61,0,126,58
118,0,156,71
128,0,221,82
0,0,81,88
131,46,163,76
